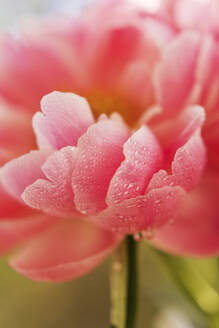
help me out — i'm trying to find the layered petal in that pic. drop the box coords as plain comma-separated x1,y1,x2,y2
92,186,185,233
72,116,130,215
9,218,122,282
33,91,94,150
148,106,206,192
0,150,49,203
150,105,206,162
23,147,79,217
106,125,163,205
148,134,206,192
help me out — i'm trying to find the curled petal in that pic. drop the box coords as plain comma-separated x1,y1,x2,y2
148,105,206,192
107,125,163,205
33,91,94,150
0,150,49,203
150,104,206,162
148,133,206,192
23,147,79,217
9,219,122,282
144,106,208,203
92,186,185,233
72,117,130,215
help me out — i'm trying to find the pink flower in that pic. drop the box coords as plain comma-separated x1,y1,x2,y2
0,0,218,281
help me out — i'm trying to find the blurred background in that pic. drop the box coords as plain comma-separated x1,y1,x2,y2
1,240,219,328
0,0,219,327
0,0,90,31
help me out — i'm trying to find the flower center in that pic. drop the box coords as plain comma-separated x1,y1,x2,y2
86,89,144,126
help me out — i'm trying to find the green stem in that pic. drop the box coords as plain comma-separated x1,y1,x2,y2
110,235,138,328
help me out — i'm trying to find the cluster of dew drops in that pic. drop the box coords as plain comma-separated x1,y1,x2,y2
133,217,175,242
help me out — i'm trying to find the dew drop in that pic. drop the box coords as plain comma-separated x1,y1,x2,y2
134,232,144,242
143,227,155,240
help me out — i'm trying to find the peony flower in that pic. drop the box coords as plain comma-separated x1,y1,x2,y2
0,0,218,282
1,90,187,281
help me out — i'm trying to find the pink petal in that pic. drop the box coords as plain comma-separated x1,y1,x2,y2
0,35,74,111
151,172,219,256
92,25,142,88
0,105,34,162
154,31,219,118
0,182,31,219
158,1,176,24
154,31,201,116
23,147,79,217
0,150,49,203
72,117,130,215
148,106,206,192
9,218,122,282
195,35,219,110
148,133,206,192
203,111,219,169
107,126,163,205
119,60,155,112
151,105,206,162
118,18,174,114
33,91,94,150
175,0,219,38
0,214,56,255
92,186,185,233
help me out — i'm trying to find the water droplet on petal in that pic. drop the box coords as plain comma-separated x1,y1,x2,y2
143,227,155,240
134,232,144,242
